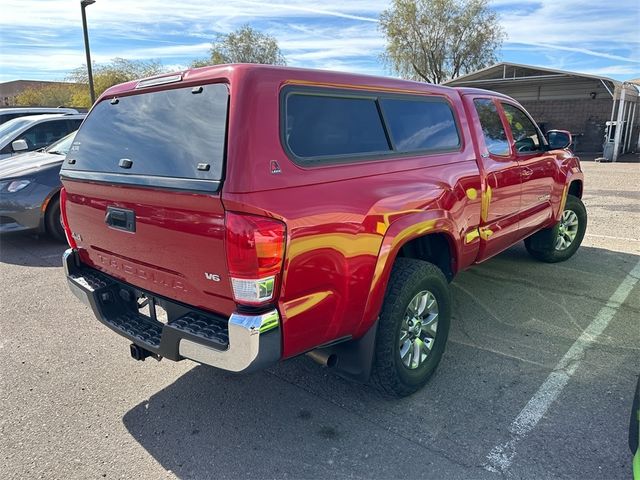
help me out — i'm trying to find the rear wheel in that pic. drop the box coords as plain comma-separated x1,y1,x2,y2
371,258,451,397
524,194,587,263
45,195,66,243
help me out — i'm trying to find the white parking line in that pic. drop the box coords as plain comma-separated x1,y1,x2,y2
484,259,640,473
585,233,640,242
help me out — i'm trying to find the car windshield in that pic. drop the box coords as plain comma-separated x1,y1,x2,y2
46,131,77,155
0,117,33,144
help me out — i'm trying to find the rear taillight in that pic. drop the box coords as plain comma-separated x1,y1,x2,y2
225,212,286,305
59,187,77,249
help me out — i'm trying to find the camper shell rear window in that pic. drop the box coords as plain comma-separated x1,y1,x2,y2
62,83,229,191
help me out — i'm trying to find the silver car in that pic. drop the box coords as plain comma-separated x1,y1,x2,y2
0,107,79,125
0,131,76,241
0,113,84,160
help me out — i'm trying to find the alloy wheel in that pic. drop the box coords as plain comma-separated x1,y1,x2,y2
398,290,439,369
555,209,579,251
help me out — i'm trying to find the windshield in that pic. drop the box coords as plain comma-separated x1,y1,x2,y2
0,117,32,144
46,131,77,155
63,83,229,184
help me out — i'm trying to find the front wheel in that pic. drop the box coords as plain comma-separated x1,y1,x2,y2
370,258,451,397
524,194,587,263
45,195,66,243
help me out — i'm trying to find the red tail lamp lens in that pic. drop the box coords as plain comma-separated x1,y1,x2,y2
225,212,286,304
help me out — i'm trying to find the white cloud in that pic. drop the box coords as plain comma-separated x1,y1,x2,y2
237,1,380,22
111,43,213,59
495,0,640,55
573,65,640,77
0,0,386,31
1,0,638,81
1,0,390,79
515,42,638,64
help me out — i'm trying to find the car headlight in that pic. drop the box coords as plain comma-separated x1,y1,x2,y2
5,179,31,193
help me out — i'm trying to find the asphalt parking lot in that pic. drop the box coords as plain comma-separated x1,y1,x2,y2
1,161,639,479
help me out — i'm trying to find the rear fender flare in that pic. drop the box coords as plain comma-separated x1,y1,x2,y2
359,210,458,335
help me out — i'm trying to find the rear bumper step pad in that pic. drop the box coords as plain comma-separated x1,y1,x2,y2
63,248,281,372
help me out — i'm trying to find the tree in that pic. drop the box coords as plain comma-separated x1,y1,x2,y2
192,25,286,67
67,58,165,107
379,0,505,84
15,83,83,107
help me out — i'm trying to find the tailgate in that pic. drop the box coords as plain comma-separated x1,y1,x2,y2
62,180,235,316
60,80,235,316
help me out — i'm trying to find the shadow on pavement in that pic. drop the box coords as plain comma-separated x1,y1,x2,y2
122,245,640,479
0,232,67,268
121,364,410,479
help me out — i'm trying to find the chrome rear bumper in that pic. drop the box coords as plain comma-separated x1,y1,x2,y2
63,248,281,373
178,310,280,372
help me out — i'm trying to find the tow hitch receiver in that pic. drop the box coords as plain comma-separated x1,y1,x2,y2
130,343,160,362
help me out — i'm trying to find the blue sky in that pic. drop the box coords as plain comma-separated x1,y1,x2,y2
1,0,639,83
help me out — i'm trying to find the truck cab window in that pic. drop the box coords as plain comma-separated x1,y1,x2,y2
473,99,509,156
501,103,543,153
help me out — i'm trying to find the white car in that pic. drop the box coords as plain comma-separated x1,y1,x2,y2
0,113,85,160
0,107,79,125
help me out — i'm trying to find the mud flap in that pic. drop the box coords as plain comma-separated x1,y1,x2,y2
314,319,379,383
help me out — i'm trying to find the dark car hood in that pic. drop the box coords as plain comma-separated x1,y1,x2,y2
0,151,64,179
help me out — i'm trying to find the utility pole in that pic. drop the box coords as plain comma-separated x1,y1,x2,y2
80,0,96,104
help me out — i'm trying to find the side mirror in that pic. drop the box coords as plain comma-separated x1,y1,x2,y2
11,139,28,152
546,130,572,150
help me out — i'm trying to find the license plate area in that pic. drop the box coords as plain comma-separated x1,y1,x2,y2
137,294,169,324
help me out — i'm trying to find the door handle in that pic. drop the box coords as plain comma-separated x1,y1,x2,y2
521,167,533,177
105,206,136,232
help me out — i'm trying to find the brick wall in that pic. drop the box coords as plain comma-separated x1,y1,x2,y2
520,99,612,153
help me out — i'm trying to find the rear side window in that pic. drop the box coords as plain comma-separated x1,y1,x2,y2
285,94,390,159
474,99,510,156
63,83,228,184
283,88,462,165
380,98,459,152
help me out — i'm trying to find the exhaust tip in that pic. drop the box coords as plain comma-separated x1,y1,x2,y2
326,353,338,368
307,350,338,368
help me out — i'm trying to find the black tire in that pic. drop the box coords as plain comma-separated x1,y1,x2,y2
524,194,587,263
45,195,66,243
370,258,451,397
630,377,639,454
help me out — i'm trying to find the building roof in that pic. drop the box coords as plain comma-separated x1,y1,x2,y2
443,62,623,86
444,62,638,99
0,80,84,107
0,80,79,88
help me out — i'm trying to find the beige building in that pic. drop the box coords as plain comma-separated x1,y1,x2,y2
445,63,639,161
0,80,80,107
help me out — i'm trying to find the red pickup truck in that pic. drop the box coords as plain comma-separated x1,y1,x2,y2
60,64,586,396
